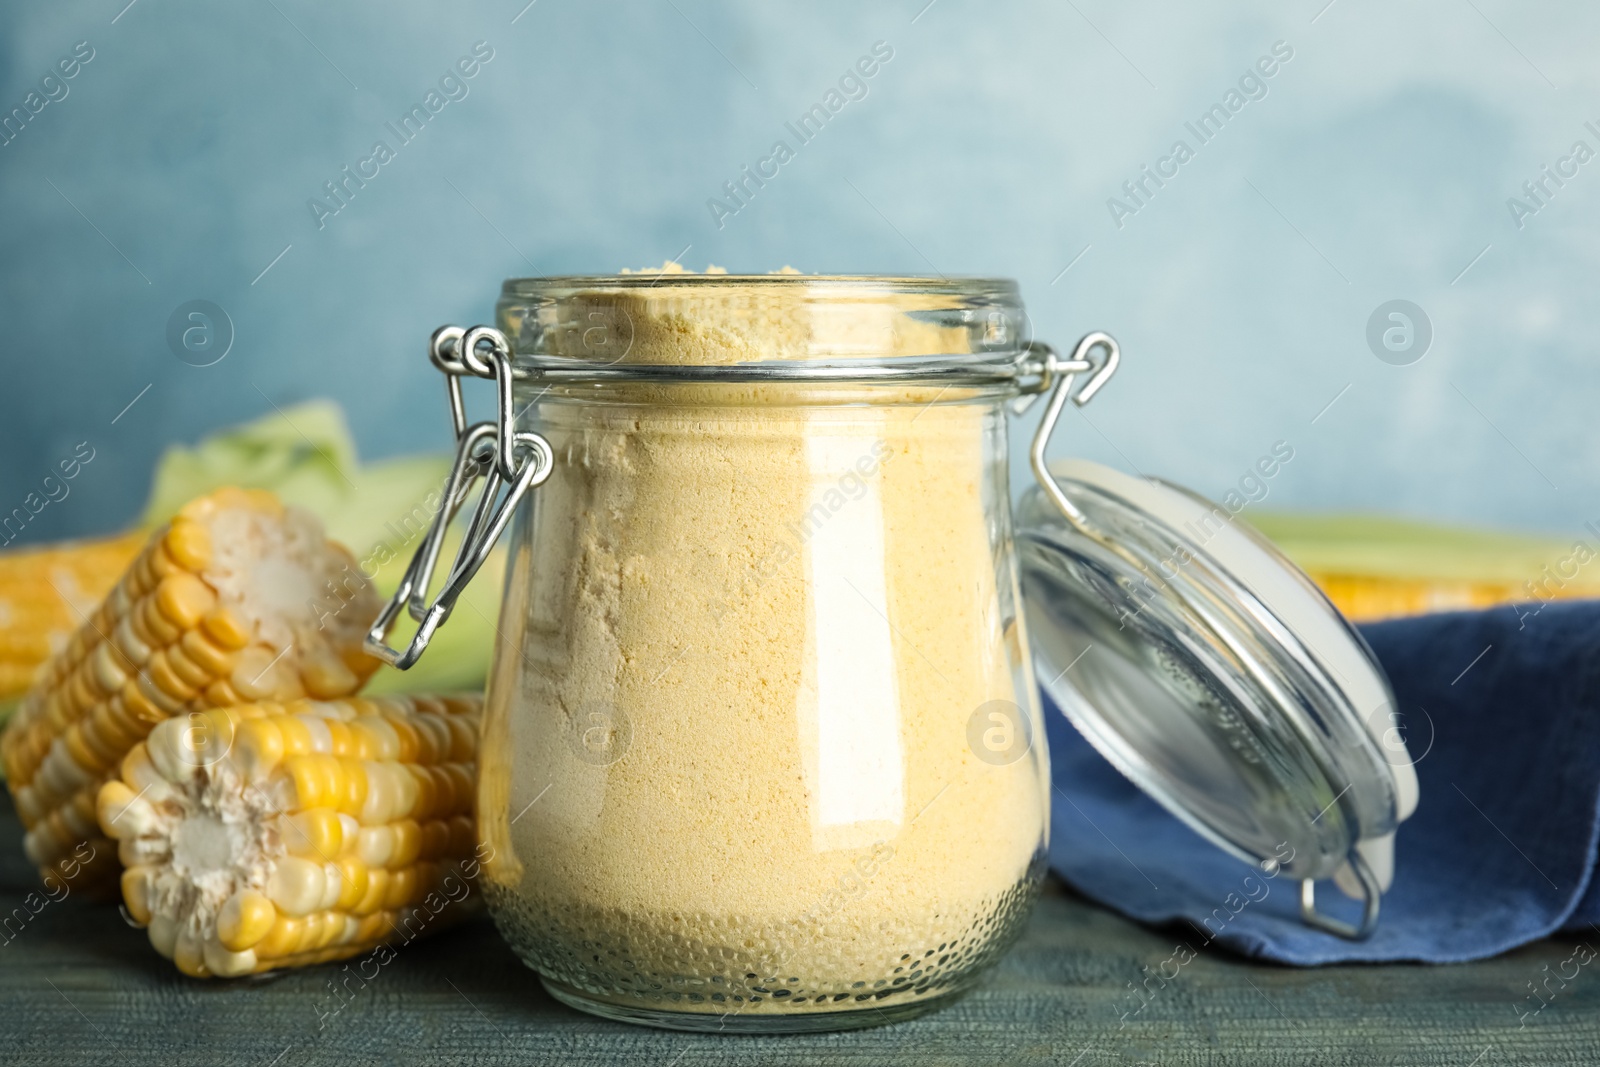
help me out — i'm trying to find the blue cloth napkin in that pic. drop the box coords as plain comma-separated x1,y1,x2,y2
1044,599,1600,963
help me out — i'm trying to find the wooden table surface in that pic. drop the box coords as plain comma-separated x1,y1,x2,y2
2,793,1596,1067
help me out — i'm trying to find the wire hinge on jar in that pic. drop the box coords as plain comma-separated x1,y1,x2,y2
365,325,554,670
1021,332,1120,533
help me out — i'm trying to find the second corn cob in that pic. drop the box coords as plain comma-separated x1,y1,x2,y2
98,694,483,977
0,530,145,705
1306,571,1600,623
1,488,381,889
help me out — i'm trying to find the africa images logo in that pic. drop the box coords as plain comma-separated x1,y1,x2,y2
1365,300,1431,366
1106,41,1294,229
307,42,495,230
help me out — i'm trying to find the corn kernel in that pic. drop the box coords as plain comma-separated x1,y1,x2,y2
267,855,326,917
119,677,165,727
353,869,390,916
322,718,355,758
60,793,98,840
90,702,141,756
113,616,152,668
202,679,243,707
356,825,394,868
383,713,421,764
444,717,475,761
90,642,131,696
63,726,109,778
147,545,180,583
253,916,305,960
300,651,359,700
119,746,164,793
179,628,232,677
335,857,369,911
384,867,418,910
163,518,211,571
432,765,462,815
331,914,361,946
136,595,181,648
389,763,419,820
174,932,208,977
121,865,154,925
352,717,400,762
412,714,449,764
282,808,344,860
164,642,213,690
146,651,198,704
319,862,343,911
135,673,186,717
202,940,256,978
217,890,277,952
275,715,313,757
358,762,399,826
337,758,368,817
389,820,422,870
232,648,302,702
155,572,216,631
234,718,284,782
407,764,437,821
444,765,473,814
98,781,155,839
148,914,179,957
294,912,327,953
286,756,334,812
200,607,251,652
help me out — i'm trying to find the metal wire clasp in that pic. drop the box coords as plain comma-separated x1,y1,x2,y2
365,325,554,670
1025,332,1121,532
1300,848,1382,940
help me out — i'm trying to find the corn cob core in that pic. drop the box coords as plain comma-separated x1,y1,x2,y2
0,531,145,702
1,488,382,887
97,694,482,977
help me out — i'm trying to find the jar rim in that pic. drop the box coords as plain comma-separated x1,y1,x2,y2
500,273,1021,296
499,350,1046,388
496,273,1035,386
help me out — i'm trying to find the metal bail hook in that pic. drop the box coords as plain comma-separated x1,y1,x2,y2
429,325,470,440
1027,332,1121,532
404,423,497,623
366,323,554,670
1299,848,1382,940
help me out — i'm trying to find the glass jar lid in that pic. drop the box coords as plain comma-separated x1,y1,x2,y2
1017,455,1418,937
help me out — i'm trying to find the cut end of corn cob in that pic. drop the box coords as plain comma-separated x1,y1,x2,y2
98,694,483,977
2,488,383,888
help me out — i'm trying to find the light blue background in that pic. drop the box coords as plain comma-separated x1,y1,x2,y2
1,0,1594,545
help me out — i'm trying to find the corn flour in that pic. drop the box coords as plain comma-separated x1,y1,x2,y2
478,271,1048,1014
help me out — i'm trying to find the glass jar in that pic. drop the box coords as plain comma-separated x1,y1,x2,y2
368,274,1416,1033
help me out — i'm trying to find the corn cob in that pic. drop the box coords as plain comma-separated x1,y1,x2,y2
97,694,483,977
1244,512,1600,623
1308,571,1600,623
1,488,381,889
0,531,145,705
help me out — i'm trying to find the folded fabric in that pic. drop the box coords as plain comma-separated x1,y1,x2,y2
1045,599,1600,963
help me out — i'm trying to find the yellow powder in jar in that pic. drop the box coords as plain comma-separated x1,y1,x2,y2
479,270,1048,1015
